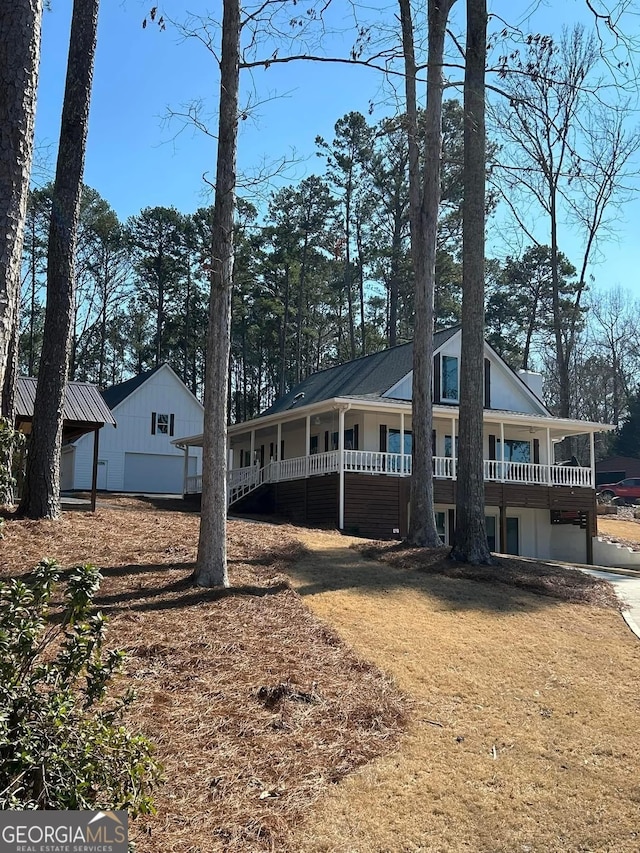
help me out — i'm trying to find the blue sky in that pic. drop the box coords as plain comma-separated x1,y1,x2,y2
34,0,639,291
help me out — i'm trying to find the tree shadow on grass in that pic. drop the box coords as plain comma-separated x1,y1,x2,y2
285,540,618,614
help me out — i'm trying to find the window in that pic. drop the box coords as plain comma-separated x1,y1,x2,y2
497,439,531,463
388,429,413,454
331,428,355,450
310,435,319,455
442,355,459,401
435,511,446,544
444,435,459,458
151,412,174,436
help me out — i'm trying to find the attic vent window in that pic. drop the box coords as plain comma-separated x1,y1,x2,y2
152,412,175,436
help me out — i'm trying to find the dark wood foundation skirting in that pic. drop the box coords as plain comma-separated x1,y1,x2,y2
230,473,596,551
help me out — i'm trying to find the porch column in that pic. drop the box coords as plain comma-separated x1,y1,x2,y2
339,407,345,529
400,412,405,475
546,428,552,485
182,445,189,495
451,415,456,480
589,431,595,488
276,422,282,461
305,415,311,477
250,430,255,465
90,427,100,512
500,421,505,482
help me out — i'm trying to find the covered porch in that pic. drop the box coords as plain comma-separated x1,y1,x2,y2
174,397,605,511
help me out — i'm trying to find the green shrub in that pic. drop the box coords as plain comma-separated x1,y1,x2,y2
0,416,25,506
0,559,162,812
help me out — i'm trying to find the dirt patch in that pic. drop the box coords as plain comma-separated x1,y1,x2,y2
353,541,620,608
0,499,408,852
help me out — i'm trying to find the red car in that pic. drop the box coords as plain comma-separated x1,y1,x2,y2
597,478,640,505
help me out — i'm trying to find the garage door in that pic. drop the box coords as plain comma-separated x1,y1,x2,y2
123,453,184,494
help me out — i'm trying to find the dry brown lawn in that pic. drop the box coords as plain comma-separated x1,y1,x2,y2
598,515,640,551
2,499,640,853
285,530,640,853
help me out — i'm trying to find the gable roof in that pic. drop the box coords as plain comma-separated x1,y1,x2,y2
101,365,164,409
16,377,116,426
262,326,460,416
100,363,204,411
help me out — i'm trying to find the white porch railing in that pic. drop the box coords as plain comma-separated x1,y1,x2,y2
227,464,265,505
186,474,202,493
185,450,594,500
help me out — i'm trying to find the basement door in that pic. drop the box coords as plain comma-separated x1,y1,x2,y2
506,517,520,556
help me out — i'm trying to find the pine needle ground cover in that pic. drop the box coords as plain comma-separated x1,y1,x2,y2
0,498,408,852
3,500,640,852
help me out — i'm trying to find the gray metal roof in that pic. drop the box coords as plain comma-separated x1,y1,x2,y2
16,377,116,426
262,326,460,416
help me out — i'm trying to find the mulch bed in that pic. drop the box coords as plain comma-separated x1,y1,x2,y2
353,541,620,609
0,499,409,852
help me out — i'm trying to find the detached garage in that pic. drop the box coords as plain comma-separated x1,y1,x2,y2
63,364,204,494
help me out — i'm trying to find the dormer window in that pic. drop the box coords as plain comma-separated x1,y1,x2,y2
442,355,459,402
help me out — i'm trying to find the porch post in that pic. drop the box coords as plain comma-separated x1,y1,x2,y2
400,412,405,475
451,415,456,480
339,406,345,529
589,431,595,488
182,445,189,495
90,427,100,512
305,415,311,477
500,421,505,482
546,428,552,485
276,422,282,461
250,429,255,465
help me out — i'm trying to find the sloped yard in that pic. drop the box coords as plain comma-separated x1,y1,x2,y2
285,529,640,853
2,499,640,852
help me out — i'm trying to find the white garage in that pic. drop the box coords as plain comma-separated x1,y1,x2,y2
123,452,184,494
63,365,204,493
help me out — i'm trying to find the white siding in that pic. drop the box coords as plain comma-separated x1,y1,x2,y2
383,336,548,416
549,523,587,563
60,446,75,491
67,365,203,492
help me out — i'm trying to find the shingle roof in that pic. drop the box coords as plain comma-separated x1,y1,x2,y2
262,326,460,416
100,366,163,409
16,378,116,425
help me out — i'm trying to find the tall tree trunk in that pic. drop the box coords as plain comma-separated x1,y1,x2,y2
195,0,240,587
402,0,454,547
19,0,99,519
451,0,491,564
0,1,43,417
388,192,403,347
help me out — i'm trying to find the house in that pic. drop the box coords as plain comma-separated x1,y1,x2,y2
174,327,614,563
16,376,116,510
595,456,640,487
61,364,204,494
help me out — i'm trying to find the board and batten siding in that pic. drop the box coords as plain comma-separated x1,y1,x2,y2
68,366,203,492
